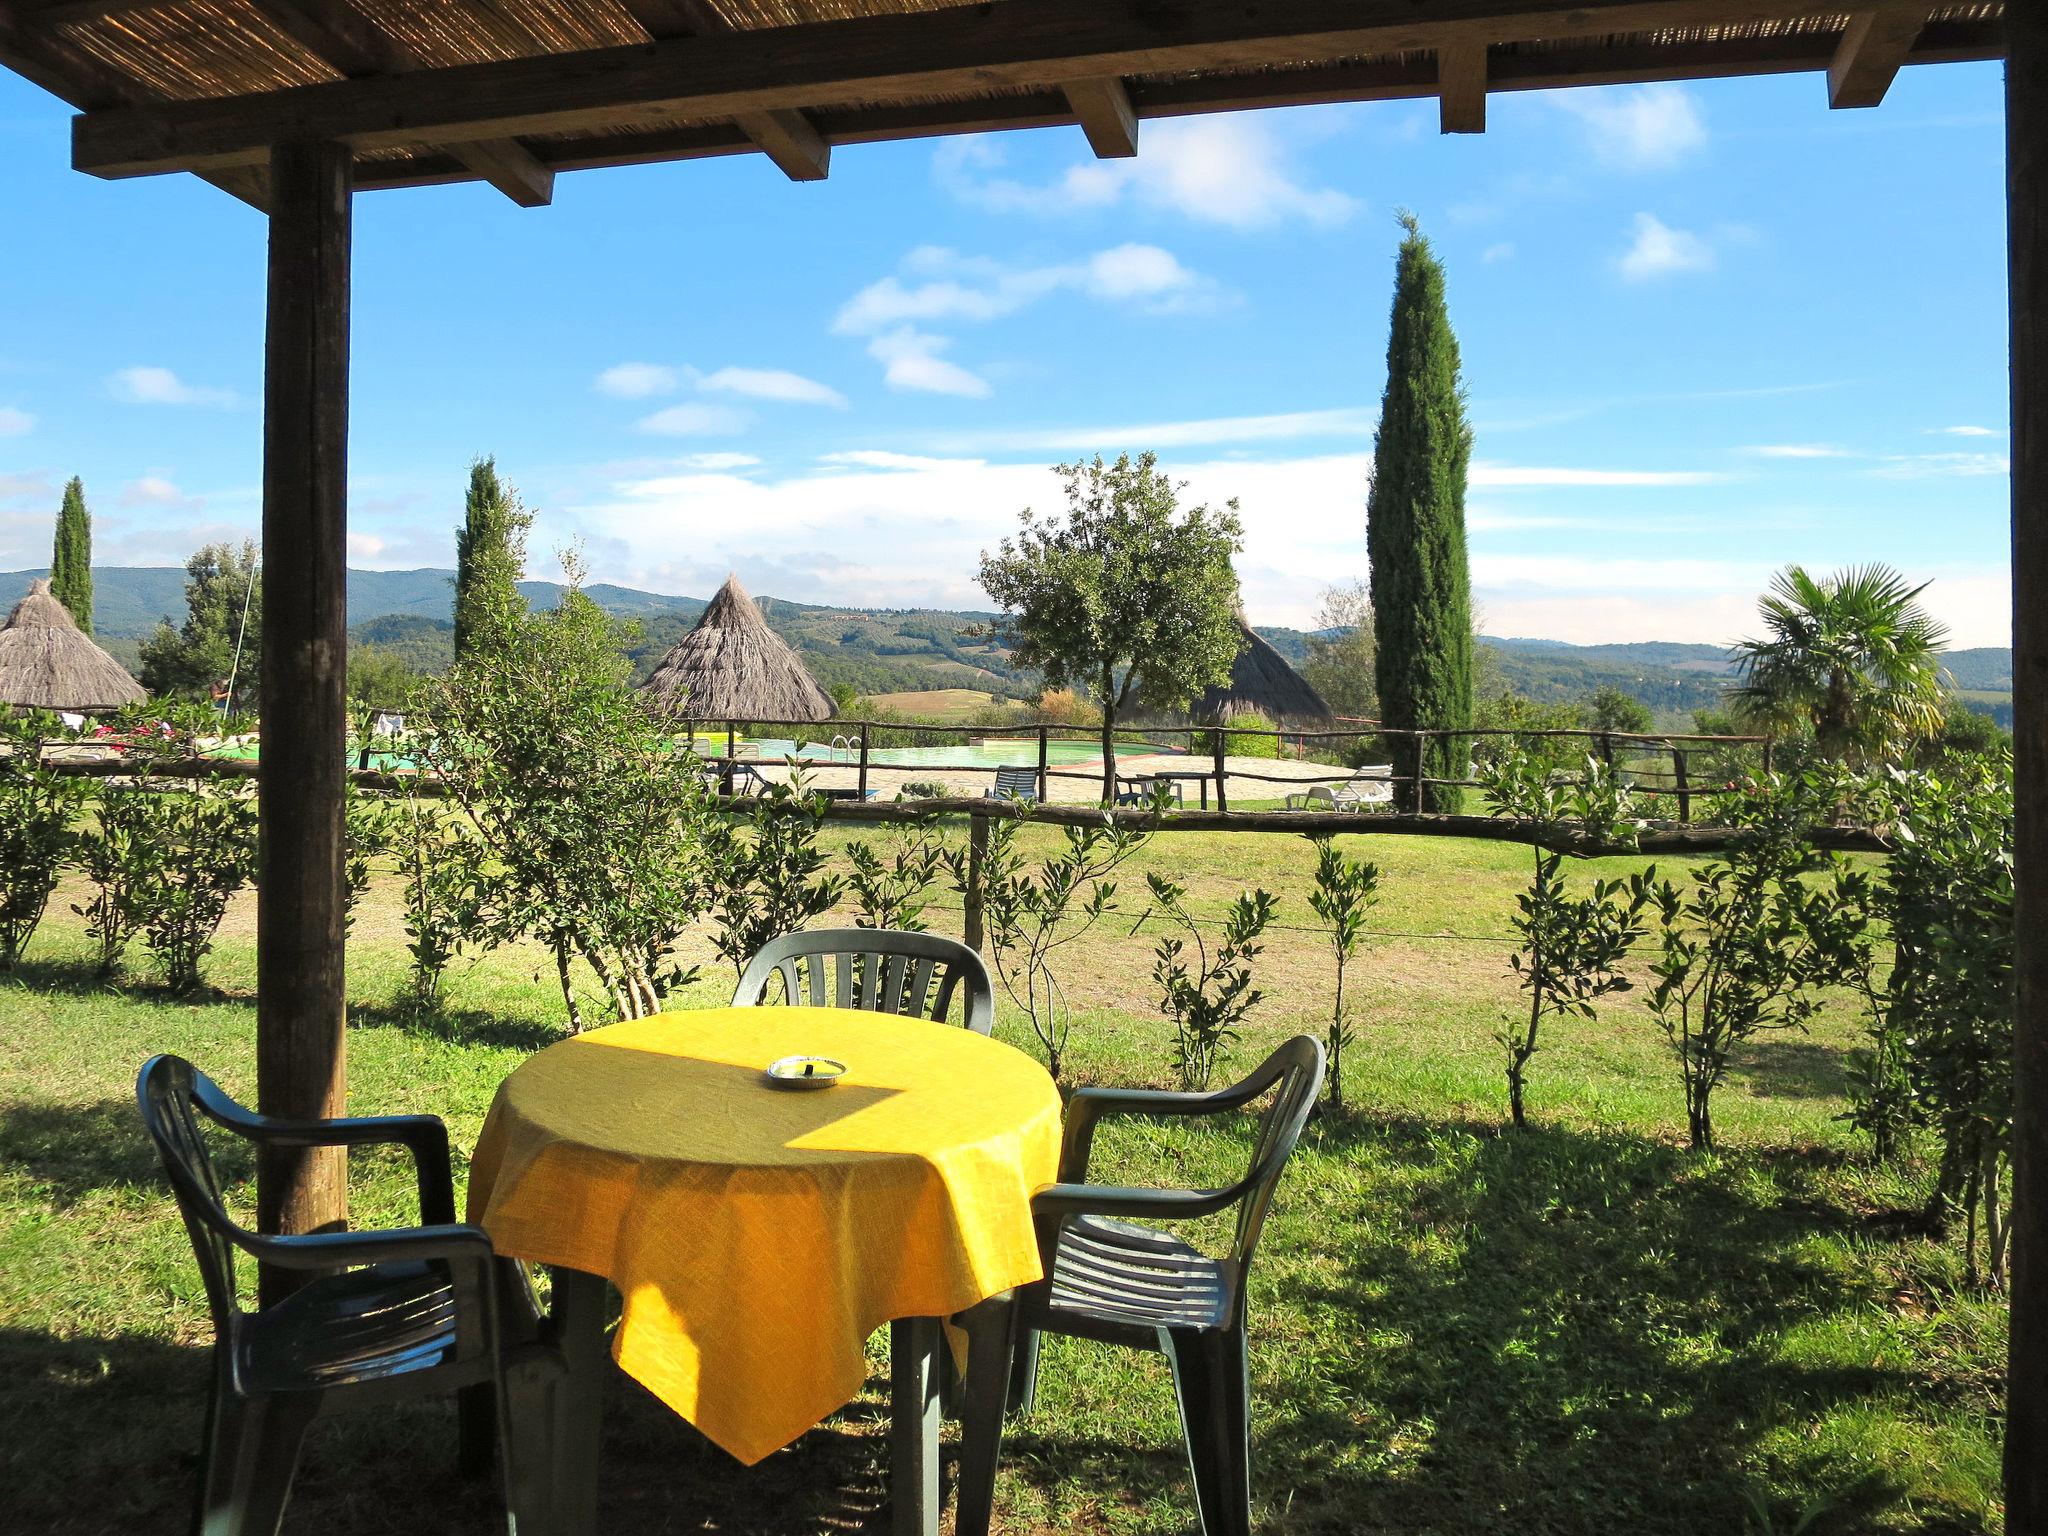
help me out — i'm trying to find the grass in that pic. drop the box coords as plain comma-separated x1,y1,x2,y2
862,689,1006,722
0,823,2007,1534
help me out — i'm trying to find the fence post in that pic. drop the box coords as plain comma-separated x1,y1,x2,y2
1598,732,1616,775
1761,738,1774,777
857,731,869,801
963,814,988,953
1212,725,1228,814
1037,724,1050,802
1673,745,1691,824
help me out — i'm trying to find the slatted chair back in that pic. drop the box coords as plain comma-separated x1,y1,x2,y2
988,765,1039,803
1330,764,1393,809
1224,1035,1326,1268
135,1054,248,1335
732,928,995,1034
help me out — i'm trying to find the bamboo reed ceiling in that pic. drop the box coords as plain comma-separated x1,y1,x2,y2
0,1,2009,208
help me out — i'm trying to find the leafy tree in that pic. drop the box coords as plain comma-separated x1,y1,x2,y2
1729,563,1949,762
423,560,718,1029
1584,685,1653,736
960,811,1151,1081
0,713,87,968
705,772,843,980
1146,874,1276,1092
1301,579,1378,722
347,645,426,710
1306,837,1379,1111
1367,213,1474,812
979,453,1244,803
138,541,261,703
452,456,533,664
71,784,151,976
1480,752,1653,1129
826,681,861,715
126,781,260,991
49,477,93,633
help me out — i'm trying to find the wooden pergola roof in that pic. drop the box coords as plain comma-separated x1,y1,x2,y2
0,1,2009,210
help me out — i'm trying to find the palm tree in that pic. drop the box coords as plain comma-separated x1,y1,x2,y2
1729,564,1950,760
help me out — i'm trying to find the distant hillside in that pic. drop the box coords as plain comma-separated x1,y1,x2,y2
7,567,2013,723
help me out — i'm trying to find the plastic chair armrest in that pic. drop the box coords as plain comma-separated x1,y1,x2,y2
244,1221,496,1273
1031,1182,1239,1223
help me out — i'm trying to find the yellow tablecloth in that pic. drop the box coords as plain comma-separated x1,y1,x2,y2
465,1006,1063,1464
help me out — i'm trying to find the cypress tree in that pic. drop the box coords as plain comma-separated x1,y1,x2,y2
49,477,94,634
1366,212,1474,813
452,456,533,662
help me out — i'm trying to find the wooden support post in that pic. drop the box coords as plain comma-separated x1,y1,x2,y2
1036,724,1049,803
2006,7,2048,1523
1672,745,1691,824
256,139,352,1291
857,730,870,800
963,815,988,954
1212,725,1228,815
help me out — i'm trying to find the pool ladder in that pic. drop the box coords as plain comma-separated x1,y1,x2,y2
831,732,863,764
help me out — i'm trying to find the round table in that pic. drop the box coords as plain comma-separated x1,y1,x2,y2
466,1006,1062,1530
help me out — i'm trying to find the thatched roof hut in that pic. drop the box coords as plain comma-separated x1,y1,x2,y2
0,579,146,714
639,574,834,723
1196,606,1330,726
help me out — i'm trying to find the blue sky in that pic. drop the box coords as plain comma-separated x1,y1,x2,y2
0,59,2014,645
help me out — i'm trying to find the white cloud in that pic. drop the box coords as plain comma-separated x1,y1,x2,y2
108,365,239,408
636,402,750,435
1872,451,2011,478
865,329,990,398
1618,214,1716,281
118,474,202,508
676,452,761,471
818,450,977,472
0,471,52,505
934,117,1359,230
1740,444,1853,459
1471,463,1727,488
1936,424,2002,437
698,367,847,408
931,407,1372,455
835,243,1215,335
1553,84,1707,172
595,362,679,399
0,405,32,437
1481,243,1516,264
348,532,388,561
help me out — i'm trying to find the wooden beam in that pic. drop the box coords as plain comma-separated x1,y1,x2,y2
71,0,1920,180
618,0,829,181
243,1,553,205
255,138,352,1293
1828,5,1928,109
1439,40,1488,132
1064,77,1139,157
2006,2,2048,1523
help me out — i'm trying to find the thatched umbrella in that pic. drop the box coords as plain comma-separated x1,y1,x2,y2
0,578,146,714
639,573,834,723
1196,605,1330,725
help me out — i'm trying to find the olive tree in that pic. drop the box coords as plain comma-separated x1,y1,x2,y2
978,453,1244,804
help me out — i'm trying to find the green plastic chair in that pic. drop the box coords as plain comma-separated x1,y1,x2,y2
731,927,995,1034
953,1036,1326,1536
135,1054,560,1536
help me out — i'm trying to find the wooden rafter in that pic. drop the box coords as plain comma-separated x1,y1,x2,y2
1438,40,1488,133
618,0,829,181
1064,77,1140,158
1829,5,1930,109
72,0,1959,180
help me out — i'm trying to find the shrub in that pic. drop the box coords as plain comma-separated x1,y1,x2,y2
0,713,86,969
1147,873,1276,1092
1306,837,1378,1112
126,781,259,992
961,811,1150,1082
70,784,151,976
1480,751,1653,1129
706,771,842,980
845,814,952,931
1218,710,1281,760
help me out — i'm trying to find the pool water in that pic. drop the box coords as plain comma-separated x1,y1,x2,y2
746,738,1146,770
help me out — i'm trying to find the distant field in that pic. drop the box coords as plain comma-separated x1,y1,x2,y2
860,688,1008,722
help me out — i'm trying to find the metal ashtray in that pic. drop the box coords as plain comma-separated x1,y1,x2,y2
764,1054,847,1089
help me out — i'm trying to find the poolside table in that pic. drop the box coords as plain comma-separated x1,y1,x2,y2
466,1007,1062,1536
1150,767,1217,808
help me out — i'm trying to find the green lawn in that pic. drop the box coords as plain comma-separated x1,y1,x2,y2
0,824,2006,1534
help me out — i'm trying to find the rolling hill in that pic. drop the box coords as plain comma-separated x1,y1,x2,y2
3,566,2012,724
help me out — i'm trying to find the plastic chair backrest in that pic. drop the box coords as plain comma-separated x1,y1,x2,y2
135,1054,249,1336
990,766,1039,802
1224,1035,1326,1268
732,927,995,1034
